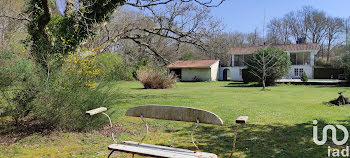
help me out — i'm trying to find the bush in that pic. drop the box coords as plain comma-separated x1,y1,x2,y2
33,52,119,131
34,81,117,131
137,67,177,89
96,52,134,81
301,72,308,82
242,69,258,83
339,50,350,83
314,67,344,79
0,50,40,124
1,50,120,131
246,47,291,88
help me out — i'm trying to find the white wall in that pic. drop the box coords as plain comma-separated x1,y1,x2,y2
289,65,313,78
219,67,244,81
223,51,317,81
210,61,220,81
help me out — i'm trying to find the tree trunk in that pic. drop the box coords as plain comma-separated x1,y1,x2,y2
327,38,331,62
262,80,266,90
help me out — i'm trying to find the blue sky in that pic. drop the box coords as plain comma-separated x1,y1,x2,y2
56,0,350,33
211,0,350,33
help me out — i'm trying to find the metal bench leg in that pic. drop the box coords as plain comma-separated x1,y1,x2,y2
107,151,114,158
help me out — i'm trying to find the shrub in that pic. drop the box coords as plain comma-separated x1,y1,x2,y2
34,81,117,131
96,52,134,81
137,67,177,89
0,50,40,124
314,67,344,79
301,72,308,82
242,69,258,83
34,51,119,131
339,50,350,83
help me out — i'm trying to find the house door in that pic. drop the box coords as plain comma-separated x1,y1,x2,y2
223,69,230,81
170,69,181,80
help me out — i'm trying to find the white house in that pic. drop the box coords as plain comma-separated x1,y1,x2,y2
167,60,220,81
219,43,320,81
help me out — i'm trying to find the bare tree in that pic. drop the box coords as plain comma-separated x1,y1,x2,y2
246,28,263,46
325,17,344,61
306,8,328,43
91,1,224,65
267,17,290,44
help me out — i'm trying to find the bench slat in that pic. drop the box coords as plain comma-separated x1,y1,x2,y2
108,141,217,158
125,105,223,125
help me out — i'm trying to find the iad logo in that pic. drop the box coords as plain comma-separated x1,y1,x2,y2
313,120,350,157
313,120,348,145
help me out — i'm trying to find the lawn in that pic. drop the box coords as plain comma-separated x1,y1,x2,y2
1,81,350,158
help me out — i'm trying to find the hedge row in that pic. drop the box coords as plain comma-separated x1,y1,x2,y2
314,67,344,79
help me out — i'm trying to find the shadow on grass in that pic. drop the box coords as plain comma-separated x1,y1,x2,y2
158,120,350,158
313,84,350,88
0,118,54,144
224,82,260,88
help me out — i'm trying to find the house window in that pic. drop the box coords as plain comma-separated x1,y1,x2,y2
294,68,298,76
299,68,304,76
296,53,304,65
234,55,244,66
294,68,304,76
303,52,310,65
234,54,251,66
290,53,297,65
290,52,311,65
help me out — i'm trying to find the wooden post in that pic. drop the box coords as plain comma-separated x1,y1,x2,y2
236,116,248,124
229,116,248,158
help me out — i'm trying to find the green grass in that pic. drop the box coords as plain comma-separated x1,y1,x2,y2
1,81,350,157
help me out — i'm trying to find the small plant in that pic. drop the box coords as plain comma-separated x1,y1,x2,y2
301,72,308,82
137,67,177,89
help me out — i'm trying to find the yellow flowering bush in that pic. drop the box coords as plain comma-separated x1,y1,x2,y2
62,51,100,88
33,50,120,131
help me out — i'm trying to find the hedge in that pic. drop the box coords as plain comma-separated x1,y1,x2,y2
314,67,344,79
242,69,258,83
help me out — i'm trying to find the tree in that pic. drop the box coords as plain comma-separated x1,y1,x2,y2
305,8,328,44
246,28,263,46
0,0,28,50
325,17,344,61
246,47,291,90
267,17,290,44
338,47,350,83
21,0,225,70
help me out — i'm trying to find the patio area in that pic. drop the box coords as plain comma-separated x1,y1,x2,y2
276,79,347,85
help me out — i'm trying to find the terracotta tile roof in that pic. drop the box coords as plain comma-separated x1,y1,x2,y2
167,60,219,68
228,43,320,54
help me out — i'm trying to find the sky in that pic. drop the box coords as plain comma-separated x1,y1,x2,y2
211,0,350,33
56,0,350,33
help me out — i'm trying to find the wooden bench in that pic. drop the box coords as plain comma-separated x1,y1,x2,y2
107,104,223,158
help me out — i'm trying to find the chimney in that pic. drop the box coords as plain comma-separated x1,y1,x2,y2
296,37,306,44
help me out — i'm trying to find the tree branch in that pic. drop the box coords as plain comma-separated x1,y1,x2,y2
0,14,31,22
